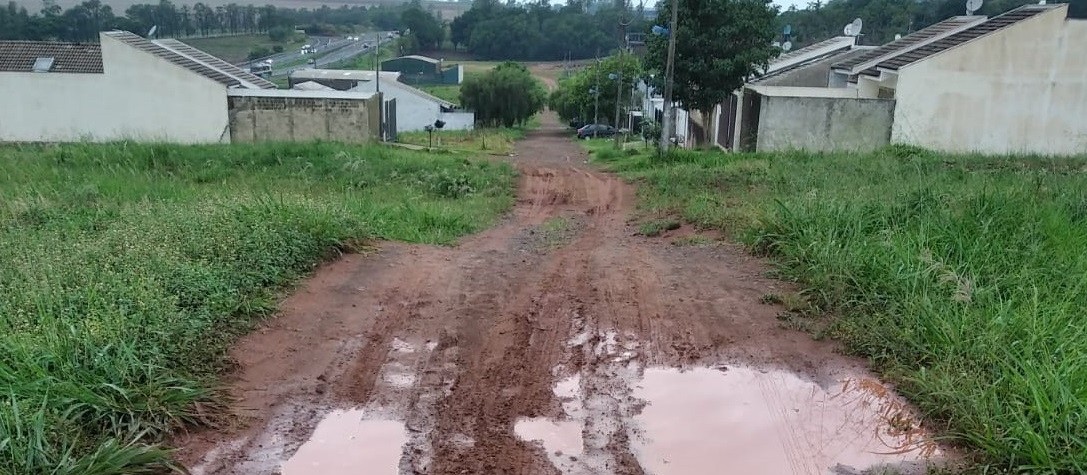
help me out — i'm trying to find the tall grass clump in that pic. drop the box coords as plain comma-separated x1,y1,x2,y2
0,141,514,474
595,145,1087,472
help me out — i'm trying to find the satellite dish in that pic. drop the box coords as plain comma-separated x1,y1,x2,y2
850,18,864,36
783,24,792,35
782,41,792,52
843,24,854,36
147,25,157,37
895,33,903,40
966,0,983,15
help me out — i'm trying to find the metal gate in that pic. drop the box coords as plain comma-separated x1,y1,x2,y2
383,98,398,142
716,94,738,150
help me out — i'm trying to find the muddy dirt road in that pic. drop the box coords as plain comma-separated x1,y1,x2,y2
179,114,944,474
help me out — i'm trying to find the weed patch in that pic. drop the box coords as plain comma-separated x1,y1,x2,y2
0,141,514,474
594,145,1087,472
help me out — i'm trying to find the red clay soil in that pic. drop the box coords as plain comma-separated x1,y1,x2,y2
174,113,929,475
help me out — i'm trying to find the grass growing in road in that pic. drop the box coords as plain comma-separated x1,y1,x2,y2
0,142,514,474
593,145,1087,472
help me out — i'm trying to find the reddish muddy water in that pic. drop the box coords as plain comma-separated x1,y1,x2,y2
177,112,951,475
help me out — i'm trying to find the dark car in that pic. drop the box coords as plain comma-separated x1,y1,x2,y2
577,124,617,139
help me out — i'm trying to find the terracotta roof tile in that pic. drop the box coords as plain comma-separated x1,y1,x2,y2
0,41,103,73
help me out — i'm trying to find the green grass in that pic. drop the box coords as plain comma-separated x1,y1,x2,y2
0,142,515,474
184,34,305,64
398,127,528,155
417,84,461,105
592,144,1087,472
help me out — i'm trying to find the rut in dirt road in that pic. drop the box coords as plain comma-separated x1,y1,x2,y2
179,114,947,475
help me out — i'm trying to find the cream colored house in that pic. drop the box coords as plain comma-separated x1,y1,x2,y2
841,4,1086,155
0,31,275,143
735,4,1084,155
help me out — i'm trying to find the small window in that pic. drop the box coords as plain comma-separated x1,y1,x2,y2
877,87,896,99
32,57,55,72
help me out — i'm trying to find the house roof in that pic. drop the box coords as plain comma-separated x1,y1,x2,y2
289,68,401,82
874,5,1059,72
103,30,244,87
831,15,987,75
153,38,277,89
384,54,441,64
769,36,856,73
0,41,103,73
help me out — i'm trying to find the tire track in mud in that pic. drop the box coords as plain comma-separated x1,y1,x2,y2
178,114,949,475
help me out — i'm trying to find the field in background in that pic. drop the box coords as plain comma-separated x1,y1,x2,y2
0,142,515,474
591,143,1087,472
185,34,305,63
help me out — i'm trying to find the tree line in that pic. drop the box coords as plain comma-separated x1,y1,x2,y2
451,0,648,61
0,0,420,42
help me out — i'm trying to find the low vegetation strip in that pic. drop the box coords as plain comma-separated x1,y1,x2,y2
0,142,514,474
593,144,1087,472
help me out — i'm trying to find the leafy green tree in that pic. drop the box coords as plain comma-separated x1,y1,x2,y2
461,62,547,127
550,54,642,126
646,0,778,127
401,0,444,51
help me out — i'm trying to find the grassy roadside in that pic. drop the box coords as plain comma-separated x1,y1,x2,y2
0,142,515,474
591,144,1087,472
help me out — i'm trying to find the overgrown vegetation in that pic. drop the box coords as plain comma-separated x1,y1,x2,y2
460,62,547,128
0,142,514,474
593,145,1087,472
550,54,642,127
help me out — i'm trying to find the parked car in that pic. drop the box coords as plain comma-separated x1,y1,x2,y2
577,124,617,139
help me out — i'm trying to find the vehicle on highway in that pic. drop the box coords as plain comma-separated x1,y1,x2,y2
300,44,314,54
576,124,617,139
249,60,272,77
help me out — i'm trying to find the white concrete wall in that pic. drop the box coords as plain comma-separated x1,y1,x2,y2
353,80,472,132
0,34,229,143
893,6,1087,155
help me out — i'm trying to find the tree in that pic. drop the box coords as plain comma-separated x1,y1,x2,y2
401,1,444,51
646,0,778,131
550,53,642,126
461,62,547,127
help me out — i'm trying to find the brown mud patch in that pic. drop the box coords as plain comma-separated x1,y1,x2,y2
176,113,952,475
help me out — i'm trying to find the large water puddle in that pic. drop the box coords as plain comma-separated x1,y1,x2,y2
280,409,407,475
517,365,938,475
631,366,937,474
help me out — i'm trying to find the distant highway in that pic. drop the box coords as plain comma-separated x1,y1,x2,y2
240,32,397,79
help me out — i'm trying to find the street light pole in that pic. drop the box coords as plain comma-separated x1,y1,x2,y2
612,71,623,147
659,0,679,151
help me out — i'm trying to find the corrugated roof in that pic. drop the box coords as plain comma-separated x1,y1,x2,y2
832,16,986,74
876,5,1058,71
386,54,441,64
0,41,103,73
289,68,400,81
772,36,854,69
154,38,277,89
103,30,241,87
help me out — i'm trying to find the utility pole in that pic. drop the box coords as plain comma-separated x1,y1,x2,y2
613,72,622,147
374,33,381,95
659,0,679,151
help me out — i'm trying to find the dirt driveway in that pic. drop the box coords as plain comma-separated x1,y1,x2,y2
177,114,943,474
